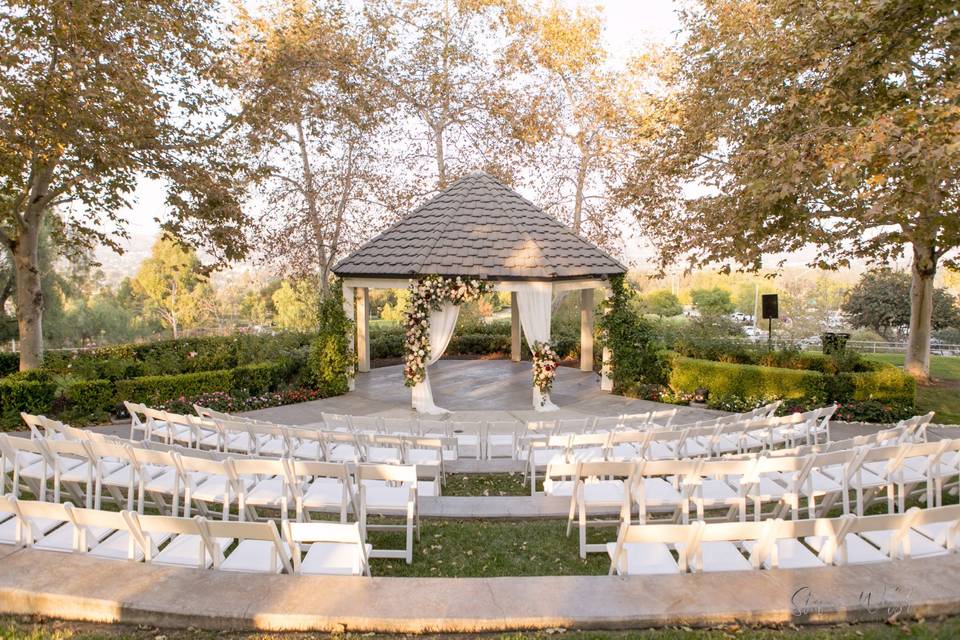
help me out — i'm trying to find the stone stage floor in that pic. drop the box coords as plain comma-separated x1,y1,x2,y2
243,359,726,425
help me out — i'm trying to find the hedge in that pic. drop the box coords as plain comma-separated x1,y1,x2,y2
0,378,58,428
667,355,914,409
39,332,315,380
669,356,828,406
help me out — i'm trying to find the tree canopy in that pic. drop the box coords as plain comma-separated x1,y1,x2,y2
620,0,960,379
842,270,960,339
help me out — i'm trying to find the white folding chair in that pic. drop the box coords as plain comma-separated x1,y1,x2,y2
282,520,371,576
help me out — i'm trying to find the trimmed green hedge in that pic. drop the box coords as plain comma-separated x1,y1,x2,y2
668,355,914,409
669,356,828,406
0,378,57,428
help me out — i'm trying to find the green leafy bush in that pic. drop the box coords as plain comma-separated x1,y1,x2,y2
0,352,20,377
0,378,58,430
114,369,234,407
669,356,828,407
231,362,286,395
59,380,116,419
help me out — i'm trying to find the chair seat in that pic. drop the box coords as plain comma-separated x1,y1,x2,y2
362,482,412,510
20,457,82,480
805,534,889,565
607,541,679,575
90,531,170,561
407,449,456,464
543,479,575,497
62,460,125,484
695,479,738,502
608,444,639,461
35,523,114,552
328,445,359,463
219,539,286,573
640,478,683,505
301,479,349,509
293,441,323,460
191,477,234,503
680,541,752,572
914,522,957,548
582,480,625,505
3,451,43,472
103,463,165,487
646,442,675,460
681,438,710,457
245,477,288,508
0,516,60,545
257,437,286,456
145,469,201,494
365,447,402,465
743,539,823,569
860,529,947,559
300,541,371,575
418,480,439,498
153,535,231,568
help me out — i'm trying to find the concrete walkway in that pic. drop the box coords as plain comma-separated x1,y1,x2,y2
2,545,958,632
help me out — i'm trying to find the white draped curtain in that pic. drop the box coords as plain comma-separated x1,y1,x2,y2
411,302,460,414
516,282,559,411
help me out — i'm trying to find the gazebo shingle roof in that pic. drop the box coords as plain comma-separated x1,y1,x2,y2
333,172,627,281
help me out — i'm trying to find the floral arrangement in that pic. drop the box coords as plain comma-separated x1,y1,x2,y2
403,275,490,387
531,340,559,398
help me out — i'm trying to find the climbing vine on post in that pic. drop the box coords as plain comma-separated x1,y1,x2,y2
597,274,668,394
309,278,357,396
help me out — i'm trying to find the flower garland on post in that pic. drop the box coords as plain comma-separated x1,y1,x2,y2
531,340,559,402
403,275,490,387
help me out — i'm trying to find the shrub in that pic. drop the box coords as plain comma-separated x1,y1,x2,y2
0,352,19,377
59,380,116,419
114,369,234,407
370,333,404,359
668,356,828,407
843,366,915,405
0,378,58,430
448,333,511,355
231,362,285,395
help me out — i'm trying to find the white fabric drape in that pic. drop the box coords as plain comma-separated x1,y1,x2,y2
411,302,460,414
516,282,559,411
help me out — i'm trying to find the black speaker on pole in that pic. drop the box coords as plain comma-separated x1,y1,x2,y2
761,294,778,346
761,294,779,320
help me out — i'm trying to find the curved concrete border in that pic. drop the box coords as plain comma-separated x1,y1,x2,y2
2,546,960,632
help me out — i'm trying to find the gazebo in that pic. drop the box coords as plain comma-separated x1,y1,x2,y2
333,172,627,413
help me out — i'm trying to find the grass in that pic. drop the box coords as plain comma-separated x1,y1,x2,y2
862,354,960,424
367,518,610,577
862,354,960,381
5,614,960,639
442,473,529,496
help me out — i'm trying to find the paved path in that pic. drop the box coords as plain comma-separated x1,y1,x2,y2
2,545,958,632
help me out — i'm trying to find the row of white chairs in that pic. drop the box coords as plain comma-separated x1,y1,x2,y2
4,424,426,563
520,407,839,492
608,503,960,575
547,420,948,557
125,402,811,475
0,496,371,575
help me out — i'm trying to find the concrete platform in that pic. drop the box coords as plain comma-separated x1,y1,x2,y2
2,546,959,632
240,360,726,424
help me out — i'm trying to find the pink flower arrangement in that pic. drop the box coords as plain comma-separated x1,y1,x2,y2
532,341,559,395
403,275,490,387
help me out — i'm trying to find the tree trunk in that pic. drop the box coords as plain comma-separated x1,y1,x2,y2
11,223,43,370
905,241,936,381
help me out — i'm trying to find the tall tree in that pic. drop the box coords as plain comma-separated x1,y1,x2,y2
0,0,248,369
620,0,960,380
509,2,653,251
842,270,960,340
362,0,524,193
233,0,397,290
132,237,211,339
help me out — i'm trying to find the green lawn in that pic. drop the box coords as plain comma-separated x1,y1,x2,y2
4,614,960,639
862,354,960,424
862,354,960,381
